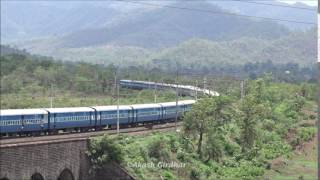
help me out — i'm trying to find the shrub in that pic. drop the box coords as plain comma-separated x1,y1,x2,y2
139,146,149,162
168,135,180,153
217,160,264,179
87,135,124,170
261,140,291,159
297,127,316,142
176,149,188,162
190,168,201,180
148,137,171,162
162,170,177,180
224,140,241,156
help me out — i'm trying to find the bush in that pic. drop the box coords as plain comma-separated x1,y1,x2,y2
176,149,187,162
162,170,177,180
309,114,316,120
139,146,150,162
261,140,292,159
148,137,171,162
297,127,316,142
168,135,180,153
224,140,241,156
190,168,201,180
87,135,124,170
217,160,264,179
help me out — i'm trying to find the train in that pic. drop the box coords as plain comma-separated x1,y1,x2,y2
0,100,195,136
119,80,220,97
0,79,219,136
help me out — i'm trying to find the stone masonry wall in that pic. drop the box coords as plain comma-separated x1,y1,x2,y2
0,139,90,180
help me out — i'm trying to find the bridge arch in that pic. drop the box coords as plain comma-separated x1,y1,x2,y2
57,168,75,180
0,178,10,180
31,173,44,180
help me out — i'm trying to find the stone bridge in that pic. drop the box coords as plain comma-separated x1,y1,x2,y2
0,138,90,180
0,136,134,180
0,121,177,180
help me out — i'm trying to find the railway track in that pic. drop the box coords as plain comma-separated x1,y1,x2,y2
0,122,182,147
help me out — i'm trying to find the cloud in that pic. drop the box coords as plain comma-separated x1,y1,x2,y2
279,0,317,6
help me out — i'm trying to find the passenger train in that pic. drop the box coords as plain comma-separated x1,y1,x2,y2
0,80,218,136
120,80,220,96
0,100,194,136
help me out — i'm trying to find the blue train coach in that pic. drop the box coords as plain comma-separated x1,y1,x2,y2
0,109,48,134
46,107,95,132
131,104,162,123
91,105,133,127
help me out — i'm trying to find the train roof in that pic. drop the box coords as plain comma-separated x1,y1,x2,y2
130,103,161,109
0,109,48,116
182,100,196,104
158,100,196,106
120,79,219,96
45,107,95,113
91,105,132,111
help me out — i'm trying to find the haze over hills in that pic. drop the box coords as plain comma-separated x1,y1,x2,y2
1,0,316,67
13,1,291,49
1,1,164,42
1,0,316,43
151,28,316,69
209,1,316,30
14,28,315,69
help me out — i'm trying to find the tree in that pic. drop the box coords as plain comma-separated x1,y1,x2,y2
237,78,268,152
204,131,224,162
238,96,260,152
87,135,124,171
183,96,233,159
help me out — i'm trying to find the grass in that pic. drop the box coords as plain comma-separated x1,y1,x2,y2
1,89,192,109
263,137,317,180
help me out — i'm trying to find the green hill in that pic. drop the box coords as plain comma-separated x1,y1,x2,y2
150,29,316,70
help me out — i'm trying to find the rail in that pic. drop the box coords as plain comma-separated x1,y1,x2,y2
0,122,182,147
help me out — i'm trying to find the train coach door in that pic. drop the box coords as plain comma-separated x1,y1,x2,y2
160,105,164,121
134,109,138,123
129,106,135,124
43,114,48,129
90,111,93,126
21,115,25,133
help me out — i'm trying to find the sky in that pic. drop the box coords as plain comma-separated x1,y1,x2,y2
280,0,317,6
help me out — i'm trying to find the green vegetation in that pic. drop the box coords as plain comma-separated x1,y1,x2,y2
88,76,316,179
1,46,316,179
264,136,317,180
15,28,315,82
87,135,125,173
0,50,192,109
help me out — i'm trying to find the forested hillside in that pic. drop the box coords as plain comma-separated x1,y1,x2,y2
151,28,316,67
6,1,315,68
88,76,317,180
0,47,180,108
57,1,289,48
16,28,315,69
0,46,316,109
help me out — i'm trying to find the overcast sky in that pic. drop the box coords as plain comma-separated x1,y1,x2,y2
280,0,317,6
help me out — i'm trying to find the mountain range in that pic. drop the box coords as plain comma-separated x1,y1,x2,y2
1,0,316,67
